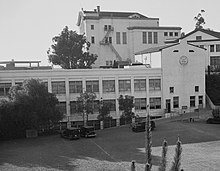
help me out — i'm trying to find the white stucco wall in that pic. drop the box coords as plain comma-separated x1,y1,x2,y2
162,41,206,113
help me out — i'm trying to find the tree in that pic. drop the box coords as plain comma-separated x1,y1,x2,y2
145,105,152,171
158,138,168,171
0,79,63,139
170,137,182,171
47,26,98,69
77,91,97,126
194,10,205,29
97,101,112,121
118,95,134,122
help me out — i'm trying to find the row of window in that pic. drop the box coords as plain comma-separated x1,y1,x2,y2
169,86,200,94
210,44,220,52
91,32,127,44
58,97,162,114
210,56,220,66
142,32,158,44
164,32,179,37
0,79,161,96
51,79,161,95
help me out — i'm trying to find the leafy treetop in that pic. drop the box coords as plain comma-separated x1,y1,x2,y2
47,26,98,69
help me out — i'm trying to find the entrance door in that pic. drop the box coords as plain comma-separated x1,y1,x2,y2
166,99,171,113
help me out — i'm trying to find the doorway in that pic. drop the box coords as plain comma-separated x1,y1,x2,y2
166,99,171,113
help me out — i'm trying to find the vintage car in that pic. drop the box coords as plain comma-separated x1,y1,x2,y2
132,120,156,132
80,126,96,138
60,127,80,140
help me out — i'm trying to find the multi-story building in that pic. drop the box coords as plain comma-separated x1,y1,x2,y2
77,6,182,68
0,40,206,127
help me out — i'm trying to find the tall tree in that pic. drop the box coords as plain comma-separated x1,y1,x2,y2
118,95,134,121
170,137,182,171
77,91,97,126
97,101,112,121
145,105,152,171
47,26,98,69
158,138,168,171
194,10,205,29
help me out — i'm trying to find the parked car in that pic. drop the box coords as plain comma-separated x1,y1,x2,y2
206,118,220,124
60,127,80,140
80,126,96,138
132,121,156,132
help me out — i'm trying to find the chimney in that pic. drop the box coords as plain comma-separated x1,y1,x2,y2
97,6,100,13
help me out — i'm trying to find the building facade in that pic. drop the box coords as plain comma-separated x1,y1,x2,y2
0,41,206,126
77,6,182,67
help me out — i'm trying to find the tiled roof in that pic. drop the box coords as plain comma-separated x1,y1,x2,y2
83,11,157,20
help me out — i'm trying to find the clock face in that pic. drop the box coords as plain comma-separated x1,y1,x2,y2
179,56,188,65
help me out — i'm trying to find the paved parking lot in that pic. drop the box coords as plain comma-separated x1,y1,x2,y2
0,118,220,171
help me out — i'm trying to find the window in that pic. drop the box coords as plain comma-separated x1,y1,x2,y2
91,36,95,44
91,25,94,30
190,96,195,107
42,82,48,91
173,96,179,108
57,102,66,114
135,98,146,110
69,81,82,93
210,56,220,66
70,101,82,114
189,50,194,52
119,80,131,92
148,32,152,44
108,25,112,30
164,32,168,36
134,79,146,91
175,32,178,37
52,81,66,94
104,25,108,31
142,32,147,44
210,45,215,52
103,80,115,93
216,44,220,52
103,99,116,111
0,83,11,96
109,37,112,44
169,32,173,36
196,36,202,40
106,61,113,66
86,80,99,92
149,79,161,91
116,32,120,44
170,87,174,93
199,96,203,105
150,97,161,109
153,32,158,44
195,86,199,92
122,32,127,44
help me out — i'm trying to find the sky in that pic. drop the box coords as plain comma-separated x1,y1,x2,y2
0,0,219,66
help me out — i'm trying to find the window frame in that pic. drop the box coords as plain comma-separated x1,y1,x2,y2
86,80,99,93
134,79,146,91
52,81,66,94
103,80,115,93
69,81,83,94
149,97,161,109
119,80,131,92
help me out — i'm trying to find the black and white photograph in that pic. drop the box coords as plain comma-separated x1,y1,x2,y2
0,0,220,170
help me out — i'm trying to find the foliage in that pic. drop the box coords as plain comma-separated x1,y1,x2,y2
77,91,97,125
0,79,62,139
158,138,168,171
170,137,182,171
206,74,220,105
47,26,98,69
97,102,112,121
212,109,220,119
194,10,205,29
145,105,152,171
118,95,134,120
